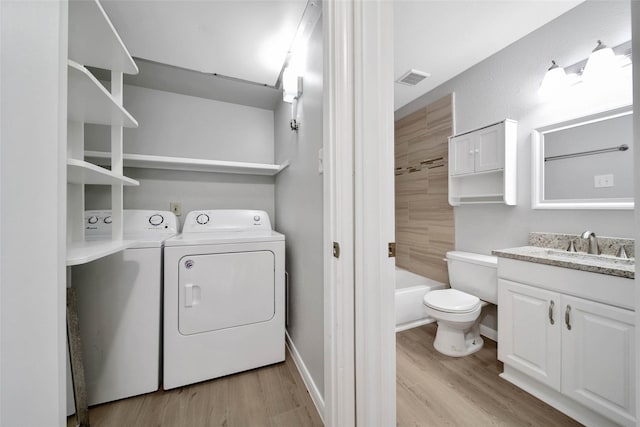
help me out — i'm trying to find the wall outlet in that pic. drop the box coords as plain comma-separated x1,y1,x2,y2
170,202,182,216
594,174,614,188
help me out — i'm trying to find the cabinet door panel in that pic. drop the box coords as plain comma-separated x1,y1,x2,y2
449,135,475,175
498,279,561,390
562,295,635,426
475,124,504,172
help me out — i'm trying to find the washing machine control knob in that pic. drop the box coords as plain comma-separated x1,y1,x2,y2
87,216,99,225
254,215,261,222
196,213,210,225
104,216,112,224
149,214,164,226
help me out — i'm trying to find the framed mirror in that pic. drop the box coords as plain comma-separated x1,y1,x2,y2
532,105,633,209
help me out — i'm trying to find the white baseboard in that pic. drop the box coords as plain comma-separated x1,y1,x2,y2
285,331,325,423
480,324,498,342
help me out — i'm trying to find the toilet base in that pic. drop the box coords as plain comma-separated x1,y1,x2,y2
432,320,484,357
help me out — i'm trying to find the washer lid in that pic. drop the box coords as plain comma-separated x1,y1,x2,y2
423,289,480,313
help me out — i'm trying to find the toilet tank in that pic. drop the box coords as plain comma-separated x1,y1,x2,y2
446,251,498,304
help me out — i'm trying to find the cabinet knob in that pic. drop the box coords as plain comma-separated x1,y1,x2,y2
549,300,555,325
565,305,572,330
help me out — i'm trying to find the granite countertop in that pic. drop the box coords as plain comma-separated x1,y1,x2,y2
492,246,634,279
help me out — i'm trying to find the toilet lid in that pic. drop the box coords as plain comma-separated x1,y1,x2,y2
423,289,480,313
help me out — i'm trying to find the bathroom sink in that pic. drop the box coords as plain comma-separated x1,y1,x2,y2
544,248,635,266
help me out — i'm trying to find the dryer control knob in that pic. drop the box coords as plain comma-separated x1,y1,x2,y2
196,213,210,225
149,214,164,226
254,215,261,222
87,216,99,225
104,216,112,224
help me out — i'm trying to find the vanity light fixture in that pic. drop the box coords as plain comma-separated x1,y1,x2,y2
582,40,617,83
539,60,569,98
539,39,632,97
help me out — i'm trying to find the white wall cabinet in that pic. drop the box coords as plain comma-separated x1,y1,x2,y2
448,119,516,205
498,273,635,427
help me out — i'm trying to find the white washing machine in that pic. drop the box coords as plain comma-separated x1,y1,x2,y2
163,209,285,390
71,209,178,406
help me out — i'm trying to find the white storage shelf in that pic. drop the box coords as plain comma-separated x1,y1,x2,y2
85,151,291,176
68,0,138,74
448,120,517,206
67,159,140,186
67,240,138,266
68,60,138,128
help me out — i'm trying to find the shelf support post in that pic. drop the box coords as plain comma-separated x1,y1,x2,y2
111,70,124,240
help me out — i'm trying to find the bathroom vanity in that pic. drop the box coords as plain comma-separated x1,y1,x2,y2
494,234,635,427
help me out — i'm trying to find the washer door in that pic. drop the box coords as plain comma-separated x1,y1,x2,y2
178,250,275,335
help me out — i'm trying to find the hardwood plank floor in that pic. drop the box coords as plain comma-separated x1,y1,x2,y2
397,324,583,426
67,349,323,427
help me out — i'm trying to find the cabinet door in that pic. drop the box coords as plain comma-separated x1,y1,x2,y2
561,295,635,426
498,279,561,390
474,124,505,172
449,134,475,175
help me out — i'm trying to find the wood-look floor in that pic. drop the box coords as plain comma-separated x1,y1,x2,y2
397,324,583,427
68,325,582,427
67,349,323,427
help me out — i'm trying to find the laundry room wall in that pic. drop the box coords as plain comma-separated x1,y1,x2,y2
274,17,325,407
85,85,276,226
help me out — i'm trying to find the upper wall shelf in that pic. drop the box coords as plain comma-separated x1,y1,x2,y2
84,151,290,176
68,0,138,74
68,60,138,127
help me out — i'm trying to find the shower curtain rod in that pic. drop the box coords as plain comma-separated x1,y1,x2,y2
544,144,629,162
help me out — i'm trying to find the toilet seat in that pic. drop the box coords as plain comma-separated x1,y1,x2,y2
423,289,480,313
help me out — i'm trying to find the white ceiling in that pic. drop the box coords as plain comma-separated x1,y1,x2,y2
100,0,583,111
394,1,583,110
101,0,308,87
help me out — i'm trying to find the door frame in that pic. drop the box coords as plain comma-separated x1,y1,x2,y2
323,0,396,425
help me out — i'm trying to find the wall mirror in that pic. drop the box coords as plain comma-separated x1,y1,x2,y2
532,105,634,209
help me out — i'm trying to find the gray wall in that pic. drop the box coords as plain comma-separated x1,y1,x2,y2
544,113,633,200
274,18,324,396
396,1,634,256
85,85,276,226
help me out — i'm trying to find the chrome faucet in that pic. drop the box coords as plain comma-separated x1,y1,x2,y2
580,230,600,255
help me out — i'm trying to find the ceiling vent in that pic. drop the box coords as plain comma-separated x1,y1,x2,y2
396,69,431,86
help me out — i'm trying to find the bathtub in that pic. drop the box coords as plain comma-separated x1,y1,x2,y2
395,267,446,332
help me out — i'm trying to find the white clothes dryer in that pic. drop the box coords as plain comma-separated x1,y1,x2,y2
71,209,178,405
163,209,285,390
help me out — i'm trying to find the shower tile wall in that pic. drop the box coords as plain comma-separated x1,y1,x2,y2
394,94,454,284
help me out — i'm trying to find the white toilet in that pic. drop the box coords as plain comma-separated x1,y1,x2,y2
422,251,497,357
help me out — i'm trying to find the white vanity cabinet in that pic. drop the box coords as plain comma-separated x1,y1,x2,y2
448,119,517,205
498,279,561,390
561,295,635,426
497,258,635,427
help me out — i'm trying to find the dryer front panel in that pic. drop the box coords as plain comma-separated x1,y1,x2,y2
178,250,275,335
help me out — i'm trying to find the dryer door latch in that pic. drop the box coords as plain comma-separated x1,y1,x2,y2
332,242,340,259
